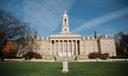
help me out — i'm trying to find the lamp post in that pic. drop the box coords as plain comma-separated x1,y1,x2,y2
62,41,68,73
125,46,127,61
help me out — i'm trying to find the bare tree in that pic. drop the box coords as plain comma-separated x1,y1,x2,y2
0,10,30,60
16,30,40,57
115,32,128,58
16,34,32,57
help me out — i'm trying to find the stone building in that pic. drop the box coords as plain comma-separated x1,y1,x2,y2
34,11,116,60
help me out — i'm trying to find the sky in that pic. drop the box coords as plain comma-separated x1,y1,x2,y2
0,0,128,36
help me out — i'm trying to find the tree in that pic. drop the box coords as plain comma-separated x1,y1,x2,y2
16,35,32,57
3,40,16,58
115,32,128,58
16,31,40,57
0,10,30,60
23,51,42,60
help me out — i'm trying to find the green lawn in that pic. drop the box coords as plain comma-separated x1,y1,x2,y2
0,61,128,76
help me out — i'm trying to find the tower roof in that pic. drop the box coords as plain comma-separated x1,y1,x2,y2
63,10,68,16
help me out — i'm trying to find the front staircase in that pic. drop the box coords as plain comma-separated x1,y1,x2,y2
54,55,88,61
55,56,76,61
41,55,88,61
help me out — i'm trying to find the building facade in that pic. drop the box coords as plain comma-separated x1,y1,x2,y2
35,11,116,60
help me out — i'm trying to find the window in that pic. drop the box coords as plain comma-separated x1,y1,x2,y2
65,19,66,21
65,28,66,31
65,19,66,24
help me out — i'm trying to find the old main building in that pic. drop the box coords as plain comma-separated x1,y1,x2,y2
34,11,116,60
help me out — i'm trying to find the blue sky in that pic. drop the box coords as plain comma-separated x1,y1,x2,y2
0,0,128,36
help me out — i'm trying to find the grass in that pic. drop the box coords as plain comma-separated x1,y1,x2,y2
0,61,128,76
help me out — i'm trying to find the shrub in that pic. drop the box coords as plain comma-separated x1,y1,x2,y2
88,52,109,59
99,53,109,59
88,52,100,59
23,51,42,60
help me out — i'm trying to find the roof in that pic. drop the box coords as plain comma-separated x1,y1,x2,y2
50,32,81,38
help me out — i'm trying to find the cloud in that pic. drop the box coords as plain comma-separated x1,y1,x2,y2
22,0,75,36
72,6,128,33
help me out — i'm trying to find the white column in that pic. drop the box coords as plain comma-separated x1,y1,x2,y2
54,40,56,56
62,40,64,56
71,40,74,56
55,40,57,56
58,40,60,56
70,41,72,56
52,41,54,55
76,40,78,55
67,40,69,57
61,40,62,56
56,40,58,56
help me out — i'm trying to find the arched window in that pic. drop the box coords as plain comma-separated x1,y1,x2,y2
65,19,66,24
65,28,67,31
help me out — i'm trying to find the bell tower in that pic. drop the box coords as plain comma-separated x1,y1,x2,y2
61,10,70,33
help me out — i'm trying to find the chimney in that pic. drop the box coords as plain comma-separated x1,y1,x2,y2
94,31,97,38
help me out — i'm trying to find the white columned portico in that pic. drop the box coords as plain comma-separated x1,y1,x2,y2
49,10,81,61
